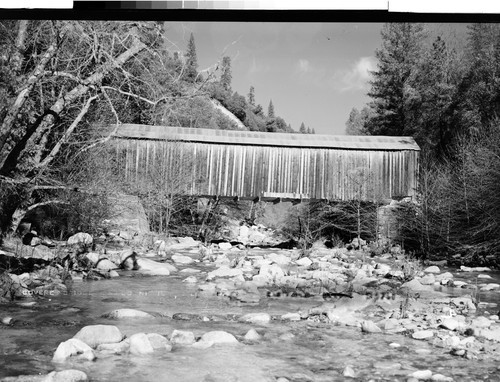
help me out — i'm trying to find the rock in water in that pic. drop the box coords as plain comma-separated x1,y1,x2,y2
129,333,155,355
200,331,238,345
136,258,177,275
102,309,154,319
361,320,382,333
67,232,93,246
170,330,195,345
52,338,95,362
44,369,89,382
238,312,271,324
73,325,125,348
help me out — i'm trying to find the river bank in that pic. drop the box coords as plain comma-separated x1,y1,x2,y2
1,234,500,381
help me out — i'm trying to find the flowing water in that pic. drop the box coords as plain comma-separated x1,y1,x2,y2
1,251,500,382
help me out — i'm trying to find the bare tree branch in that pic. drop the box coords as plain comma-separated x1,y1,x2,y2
34,94,99,170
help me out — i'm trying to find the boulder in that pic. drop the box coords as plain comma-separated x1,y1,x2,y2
258,263,285,282
43,370,88,382
408,370,433,380
268,253,291,266
95,258,118,271
170,330,195,345
402,279,432,292
361,320,382,333
412,330,434,340
52,338,95,362
107,193,149,235
244,328,261,341
136,258,177,276
295,257,313,267
129,333,154,355
102,308,154,319
200,331,238,345
67,233,93,246
96,341,129,354
73,324,125,348
171,254,195,265
218,242,233,251
206,266,243,281
146,333,172,351
238,312,271,324
424,265,441,274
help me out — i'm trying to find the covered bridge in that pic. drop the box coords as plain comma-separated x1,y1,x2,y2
111,124,420,203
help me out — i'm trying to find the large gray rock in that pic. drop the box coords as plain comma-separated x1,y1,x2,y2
102,308,154,319
43,370,88,382
170,330,195,345
171,254,195,265
206,266,243,281
95,258,118,271
238,312,271,324
73,325,125,348
199,331,238,345
52,338,95,362
136,258,177,275
107,194,149,235
129,333,154,355
67,233,93,246
146,333,172,351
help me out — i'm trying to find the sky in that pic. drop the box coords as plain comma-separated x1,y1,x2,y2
165,22,384,135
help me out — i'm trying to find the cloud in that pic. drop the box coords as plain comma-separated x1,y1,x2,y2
296,58,312,74
332,56,377,92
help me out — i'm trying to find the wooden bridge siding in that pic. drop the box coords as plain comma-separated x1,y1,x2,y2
113,139,418,201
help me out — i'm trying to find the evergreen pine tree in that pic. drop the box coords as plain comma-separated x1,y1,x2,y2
267,100,275,118
248,86,255,106
220,56,232,92
299,122,306,134
184,32,198,82
366,23,426,136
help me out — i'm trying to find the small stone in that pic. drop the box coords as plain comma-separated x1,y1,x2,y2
440,317,459,331
2,316,13,325
171,254,195,265
389,342,401,348
244,328,261,341
477,274,493,279
451,348,466,356
419,274,435,285
183,276,198,283
109,270,120,278
295,257,312,267
424,266,440,273
481,283,500,291
43,369,88,382
343,365,356,378
238,312,271,324
412,330,434,340
431,374,453,382
96,341,129,354
218,242,233,251
281,313,301,321
102,309,154,319
409,370,433,380
170,330,195,345
361,320,382,333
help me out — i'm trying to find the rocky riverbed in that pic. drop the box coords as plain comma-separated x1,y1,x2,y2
1,233,500,381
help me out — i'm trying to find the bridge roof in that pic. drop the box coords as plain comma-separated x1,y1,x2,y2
113,124,420,151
